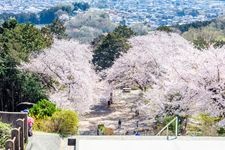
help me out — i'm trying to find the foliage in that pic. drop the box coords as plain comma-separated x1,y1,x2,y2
104,128,114,135
97,124,113,135
193,36,210,50
0,62,47,111
32,109,79,136
32,117,53,133
19,72,47,103
65,10,116,43
113,25,135,38
217,127,225,136
198,114,220,136
98,124,106,135
29,99,57,119
0,122,11,148
187,114,220,136
92,26,134,71
213,40,225,49
47,19,67,39
157,26,173,33
0,2,90,24
0,19,52,112
73,2,90,11
91,35,106,49
156,116,173,133
22,39,101,113
131,23,150,35
40,27,54,47
0,19,53,62
175,20,213,33
2,19,17,30
181,16,225,49
51,110,79,136
155,116,182,135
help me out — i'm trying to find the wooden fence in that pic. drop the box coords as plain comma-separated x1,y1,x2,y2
5,118,26,150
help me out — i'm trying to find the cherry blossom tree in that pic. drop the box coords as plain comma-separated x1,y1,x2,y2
20,31,225,124
21,39,103,114
106,31,225,123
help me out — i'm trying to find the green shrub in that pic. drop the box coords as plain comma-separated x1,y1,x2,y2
217,128,225,136
104,128,114,135
213,40,225,49
157,26,173,33
51,110,79,136
18,72,47,103
29,99,57,119
162,116,179,133
155,115,182,135
187,114,220,136
193,36,209,50
113,25,135,38
97,124,114,135
0,122,11,148
47,19,67,39
32,117,54,133
198,114,220,136
98,124,106,135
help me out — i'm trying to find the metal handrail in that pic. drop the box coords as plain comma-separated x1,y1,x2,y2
156,116,178,140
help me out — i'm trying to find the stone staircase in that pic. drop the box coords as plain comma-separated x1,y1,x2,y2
79,90,154,135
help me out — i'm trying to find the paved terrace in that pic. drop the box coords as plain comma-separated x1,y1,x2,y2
73,136,225,150
26,134,225,150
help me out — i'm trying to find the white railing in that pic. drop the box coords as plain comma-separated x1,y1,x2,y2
156,117,178,140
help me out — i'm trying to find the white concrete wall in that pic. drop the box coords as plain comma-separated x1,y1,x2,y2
69,136,225,150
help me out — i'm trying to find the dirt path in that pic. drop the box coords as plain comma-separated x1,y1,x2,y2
79,90,154,135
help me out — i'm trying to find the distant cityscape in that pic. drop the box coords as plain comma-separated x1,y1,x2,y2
91,0,225,27
1,0,225,27
0,0,77,14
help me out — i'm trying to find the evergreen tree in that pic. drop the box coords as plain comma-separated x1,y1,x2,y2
0,19,52,111
48,19,67,39
92,26,134,71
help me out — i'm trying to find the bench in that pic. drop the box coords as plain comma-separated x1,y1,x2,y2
122,88,131,93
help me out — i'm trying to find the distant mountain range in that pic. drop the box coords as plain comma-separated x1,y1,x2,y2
1,0,225,26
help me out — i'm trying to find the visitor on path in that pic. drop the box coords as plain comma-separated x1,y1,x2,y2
108,100,111,108
28,116,34,136
135,110,139,117
135,131,140,136
110,92,113,104
136,121,139,128
97,128,100,135
118,119,122,129
21,109,34,137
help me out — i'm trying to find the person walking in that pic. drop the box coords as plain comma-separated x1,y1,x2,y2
136,121,139,128
22,109,34,137
135,131,140,136
97,128,100,135
28,116,34,136
108,100,111,108
110,92,113,104
118,119,122,129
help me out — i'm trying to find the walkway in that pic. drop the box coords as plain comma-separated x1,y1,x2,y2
26,132,62,150
79,90,155,135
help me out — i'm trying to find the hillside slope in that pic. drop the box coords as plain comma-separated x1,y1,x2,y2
22,32,225,134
